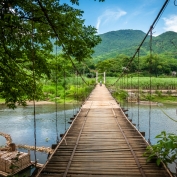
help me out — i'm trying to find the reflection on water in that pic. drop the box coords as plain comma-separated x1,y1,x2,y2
0,103,79,165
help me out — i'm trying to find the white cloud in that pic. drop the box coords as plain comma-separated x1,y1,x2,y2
96,18,101,31
163,15,177,32
96,8,127,33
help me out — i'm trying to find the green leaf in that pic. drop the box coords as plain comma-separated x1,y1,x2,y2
156,158,161,166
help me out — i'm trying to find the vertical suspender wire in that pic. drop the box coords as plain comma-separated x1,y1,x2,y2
72,69,75,117
78,70,81,111
148,27,153,144
126,70,129,112
137,50,140,131
124,73,125,90
130,72,133,121
31,4,37,166
123,74,125,107
55,38,59,143
74,69,77,115
122,75,124,107
121,75,123,89
74,69,76,116
77,72,79,111
120,76,123,107
122,73,125,108
82,63,86,102
63,60,66,131
116,76,119,103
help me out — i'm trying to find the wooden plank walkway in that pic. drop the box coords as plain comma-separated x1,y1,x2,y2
36,84,172,177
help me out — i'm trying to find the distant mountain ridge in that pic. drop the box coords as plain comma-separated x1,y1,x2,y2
93,29,177,61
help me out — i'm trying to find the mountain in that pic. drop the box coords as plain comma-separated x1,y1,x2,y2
142,31,177,55
93,30,177,62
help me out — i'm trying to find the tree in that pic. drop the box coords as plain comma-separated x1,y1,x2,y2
0,0,102,108
142,55,164,76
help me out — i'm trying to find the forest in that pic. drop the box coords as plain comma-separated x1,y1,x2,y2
0,0,177,105
93,29,177,62
94,53,177,77
0,0,103,108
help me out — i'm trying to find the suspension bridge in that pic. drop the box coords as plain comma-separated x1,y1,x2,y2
36,84,172,177
0,0,175,176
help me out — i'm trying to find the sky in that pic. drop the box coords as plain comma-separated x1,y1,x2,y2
60,0,177,36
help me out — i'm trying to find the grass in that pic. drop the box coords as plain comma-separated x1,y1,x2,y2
0,98,5,104
107,76,177,104
1,76,176,105
0,77,96,105
42,77,96,103
152,96,177,103
106,76,177,90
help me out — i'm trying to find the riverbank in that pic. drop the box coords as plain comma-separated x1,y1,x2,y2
0,99,79,107
26,101,55,105
0,100,55,106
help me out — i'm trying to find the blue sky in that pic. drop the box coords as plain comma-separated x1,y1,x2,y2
61,0,177,36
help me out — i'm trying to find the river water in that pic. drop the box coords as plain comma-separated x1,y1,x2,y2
125,102,177,144
0,103,80,174
0,102,177,175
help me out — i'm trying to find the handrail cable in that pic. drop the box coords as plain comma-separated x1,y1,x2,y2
112,0,170,86
158,104,177,122
36,0,88,86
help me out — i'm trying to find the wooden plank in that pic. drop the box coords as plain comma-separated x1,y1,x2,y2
36,84,172,177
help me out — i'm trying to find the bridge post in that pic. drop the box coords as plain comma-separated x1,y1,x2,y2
96,72,98,83
104,72,106,84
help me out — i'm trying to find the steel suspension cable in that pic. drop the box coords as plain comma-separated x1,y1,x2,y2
112,0,170,86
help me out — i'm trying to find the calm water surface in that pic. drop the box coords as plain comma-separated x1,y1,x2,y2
126,102,177,144
0,102,177,175
0,103,79,165
125,102,177,174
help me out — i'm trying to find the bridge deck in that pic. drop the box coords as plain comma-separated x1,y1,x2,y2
36,84,172,177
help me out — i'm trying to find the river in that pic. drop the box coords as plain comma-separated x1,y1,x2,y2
0,103,80,176
0,102,176,175
126,102,177,144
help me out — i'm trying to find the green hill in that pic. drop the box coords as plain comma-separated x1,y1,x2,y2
93,30,177,62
